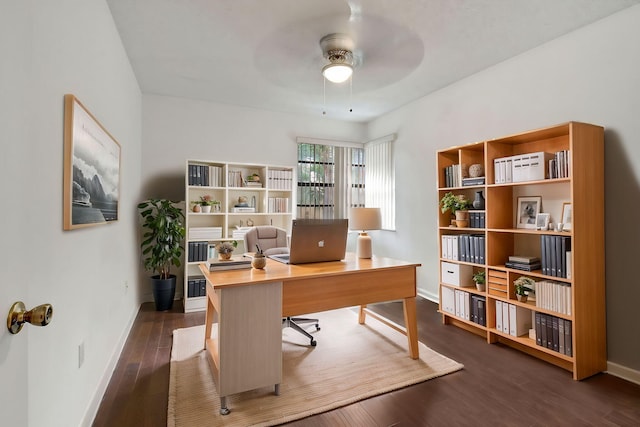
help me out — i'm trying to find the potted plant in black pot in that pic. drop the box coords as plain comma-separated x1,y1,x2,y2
138,199,185,311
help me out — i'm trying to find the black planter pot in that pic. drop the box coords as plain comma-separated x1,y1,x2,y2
151,275,176,311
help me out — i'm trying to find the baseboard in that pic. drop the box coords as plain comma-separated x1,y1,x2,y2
418,289,438,304
607,361,640,385
81,304,140,426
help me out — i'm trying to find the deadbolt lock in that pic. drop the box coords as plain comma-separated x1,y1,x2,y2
7,301,53,334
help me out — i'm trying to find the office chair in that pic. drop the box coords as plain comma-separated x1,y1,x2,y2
243,226,321,346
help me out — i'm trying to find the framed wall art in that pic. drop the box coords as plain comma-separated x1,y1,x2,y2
535,213,550,230
63,94,121,230
516,196,541,229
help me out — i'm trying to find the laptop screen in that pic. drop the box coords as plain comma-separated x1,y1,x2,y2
271,219,348,264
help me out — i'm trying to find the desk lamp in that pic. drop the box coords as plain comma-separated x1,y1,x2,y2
349,208,382,259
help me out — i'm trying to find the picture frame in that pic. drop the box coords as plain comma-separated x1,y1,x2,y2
561,202,572,231
536,213,550,230
63,94,121,230
516,196,542,229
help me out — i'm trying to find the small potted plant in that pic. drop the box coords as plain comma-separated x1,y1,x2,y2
514,276,536,302
440,192,472,227
197,195,215,213
472,270,486,292
216,240,238,260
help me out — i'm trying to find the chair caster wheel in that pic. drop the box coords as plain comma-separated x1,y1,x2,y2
220,408,230,415
315,324,320,331
310,339,317,346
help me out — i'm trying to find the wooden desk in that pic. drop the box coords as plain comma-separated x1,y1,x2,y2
199,254,421,415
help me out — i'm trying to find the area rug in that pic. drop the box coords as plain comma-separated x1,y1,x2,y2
168,308,463,427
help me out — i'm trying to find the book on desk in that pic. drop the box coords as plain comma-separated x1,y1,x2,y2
207,256,252,271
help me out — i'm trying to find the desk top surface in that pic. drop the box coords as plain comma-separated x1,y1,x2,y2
199,253,421,288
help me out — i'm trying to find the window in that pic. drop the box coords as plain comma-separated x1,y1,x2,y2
296,135,395,230
296,139,364,220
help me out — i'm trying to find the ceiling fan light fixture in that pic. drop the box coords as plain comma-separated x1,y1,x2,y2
322,63,353,83
320,34,355,84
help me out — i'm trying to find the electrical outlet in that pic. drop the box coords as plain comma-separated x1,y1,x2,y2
78,342,85,368
124,280,129,294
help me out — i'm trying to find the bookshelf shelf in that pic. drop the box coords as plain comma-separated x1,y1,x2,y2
437,122,606,380
184,159,294,313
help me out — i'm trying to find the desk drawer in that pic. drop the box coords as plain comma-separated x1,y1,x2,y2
283,267,416,316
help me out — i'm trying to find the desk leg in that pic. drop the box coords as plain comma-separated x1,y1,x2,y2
403,297,419,359
358,305,367,324
220,396,230,415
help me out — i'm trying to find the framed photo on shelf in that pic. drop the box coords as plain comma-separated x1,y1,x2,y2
536,213,550,230
516,196,542,229
63,94,121,230
561,202,572,231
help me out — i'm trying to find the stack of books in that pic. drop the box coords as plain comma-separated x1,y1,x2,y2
207,256,251,271
188,226,222,240
505,255,541,272
461,176,485,186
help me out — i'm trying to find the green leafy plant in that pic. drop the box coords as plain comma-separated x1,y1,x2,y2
440,192,471,214
217,240,238,254
197,195,216,206
138,199,185,279
472,271,486,285
514,276,536,296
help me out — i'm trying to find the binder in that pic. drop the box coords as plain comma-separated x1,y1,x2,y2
478,298,486,326
509,304,532,337
451,236,458,261
558,317,565,354
564,319,573,356
441,286,455,315
470,295,479,323
552,316,559,352
496,300,503,332
540,314,548,348
550,236,558,277
502,301,510,334
464,291,470,321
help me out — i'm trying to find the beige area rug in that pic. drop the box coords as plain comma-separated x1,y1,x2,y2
168,308,463,427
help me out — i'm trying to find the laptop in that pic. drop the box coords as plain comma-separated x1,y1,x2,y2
269,219,348,264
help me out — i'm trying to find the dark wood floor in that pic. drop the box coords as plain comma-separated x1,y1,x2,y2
92,298,640,426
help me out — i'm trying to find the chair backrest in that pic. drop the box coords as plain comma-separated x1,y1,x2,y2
243,226,289,256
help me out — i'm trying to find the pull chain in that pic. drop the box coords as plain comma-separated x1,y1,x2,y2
322,77,327,115
349,75,353,113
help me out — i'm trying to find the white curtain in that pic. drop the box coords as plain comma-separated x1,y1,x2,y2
365,134,396,230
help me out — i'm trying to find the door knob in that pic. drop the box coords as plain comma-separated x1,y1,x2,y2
6,302,53,334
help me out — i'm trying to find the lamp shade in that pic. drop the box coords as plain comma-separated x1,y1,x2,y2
322,63,353,83
349,208,382,231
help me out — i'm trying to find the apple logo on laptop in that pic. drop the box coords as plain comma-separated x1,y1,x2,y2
318,240,325,248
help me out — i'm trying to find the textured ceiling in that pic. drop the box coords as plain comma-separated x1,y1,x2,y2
107,0,640,122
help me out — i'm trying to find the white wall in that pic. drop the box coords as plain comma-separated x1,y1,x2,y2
367,5,640,374
0,1,142,426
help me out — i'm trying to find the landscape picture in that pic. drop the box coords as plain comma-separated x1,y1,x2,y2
63,95,120,230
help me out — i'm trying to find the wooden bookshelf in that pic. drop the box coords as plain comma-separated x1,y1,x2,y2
437,122,606,380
